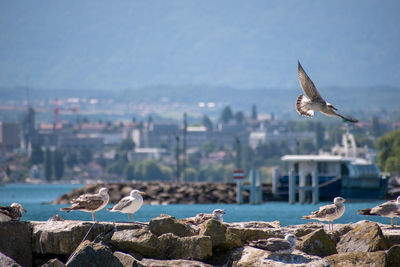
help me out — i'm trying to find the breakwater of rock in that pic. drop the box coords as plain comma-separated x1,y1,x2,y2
52,182,274,205
0,218,399,267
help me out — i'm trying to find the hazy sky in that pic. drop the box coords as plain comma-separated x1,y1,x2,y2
0,0,399,90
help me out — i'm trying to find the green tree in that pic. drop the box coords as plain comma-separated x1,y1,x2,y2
183,167,198,181
251,104,258,120
80,148,93,164
371,116,382,137
220,106,233,124
118,138,135,152
53,149,64,180
30,144,44,165
44,148,52,181
315,122,325,150
66,152,78,168
160,165,174,180
235,111,245,125
142,160,163,180
123,163,135,180
202,115,213,131
376,130,400,173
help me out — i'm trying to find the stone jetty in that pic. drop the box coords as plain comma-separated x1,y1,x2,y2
0,218,399,267
52,182,274,205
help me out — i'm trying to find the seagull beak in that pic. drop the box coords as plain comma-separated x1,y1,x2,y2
139,191,146,196
23,209,27,213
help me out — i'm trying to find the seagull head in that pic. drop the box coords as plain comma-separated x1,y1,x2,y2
334,197,346,205
130,189,146,197
396,196,400,204
98,188,109,196
285,234,298,247
213,209,226,216
327,103,338,111
11,203,27,213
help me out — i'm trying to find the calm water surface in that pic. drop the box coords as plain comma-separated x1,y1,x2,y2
0,184,391,226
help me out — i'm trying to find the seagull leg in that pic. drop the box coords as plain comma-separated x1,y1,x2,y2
132,213,134,223
127,213,130,221
92,212,95,221
391,217,393,228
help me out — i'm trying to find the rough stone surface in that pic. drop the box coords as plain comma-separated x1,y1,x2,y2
32,221,142,255
0,221,32,267
66,240,123,267
337,221,391,253
325,251,387,267
41,258,66,267
199,220,241,250
296,229,337,257
233,246,327,267
110,228,161,258
140,258,212,267
386,245,400,267
0,252,21,267
159,233,212,260
149,214,197,237
113,251,144,267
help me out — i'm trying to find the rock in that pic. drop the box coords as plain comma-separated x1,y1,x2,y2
110,228,161,258
199,220,241,250
386,245,400,267
158,233,212,260
41,258,65,267
296,229,337,257
66,240,123,267
140,258,212,267
228,226,273,243
32,221,141,256
113,251,144,267
330,223,353,243
0,252,21,267
0,221,32,267
232,246,327,267
325,251,387,267
337,221,391,253
149,214,197,237
229,221,281,229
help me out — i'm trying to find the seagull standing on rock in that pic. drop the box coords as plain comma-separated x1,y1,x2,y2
296,61,358,123
302,197,346,231
250,234,298,254
0,203,26,222
358,196,400,227
185,209,226,225
107,189,145,222
60,187,109,221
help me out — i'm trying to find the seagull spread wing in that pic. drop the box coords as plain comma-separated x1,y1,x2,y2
320,109,359,123
298,61,325,102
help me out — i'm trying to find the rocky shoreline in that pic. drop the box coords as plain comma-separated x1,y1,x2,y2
0,217,399,267
52,182,274,205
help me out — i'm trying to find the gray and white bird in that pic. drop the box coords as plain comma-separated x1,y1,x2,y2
358,196,400,227
0,203,26,222
302,197,346,231
185,209,226,225
296,61,358,123
107,189,145,222
60,187,109,221
250,234,298,254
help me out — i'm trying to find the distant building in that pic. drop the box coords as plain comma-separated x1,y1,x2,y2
186,125,209,148
141,123,179,149
249,131,267,149
58,134,104,152
127,148,169,161
0,122,20,151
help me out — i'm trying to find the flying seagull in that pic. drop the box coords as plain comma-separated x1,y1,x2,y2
0,203,26,222
358,196,400,227
60,187,109,221
107,189,145,222
302,197,346,231
296,61,358,123
250,234,298,254
184,209,226,225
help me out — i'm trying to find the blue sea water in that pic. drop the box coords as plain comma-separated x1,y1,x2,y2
0,184,393,226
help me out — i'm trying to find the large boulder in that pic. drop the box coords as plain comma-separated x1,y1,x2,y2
199,220,241,250
41,258,66,267
66,240,123,267
232,246,327,267
386,245,400,267
149,214,197,237
336,221,391,253
296,229,337,257
0,252,21,267
113,251,144,267
140,258,212,266
110,228,161,258
0,221,32,267
158,233,212,260
325,251,387,267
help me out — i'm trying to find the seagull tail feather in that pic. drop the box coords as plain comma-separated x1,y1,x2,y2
296,94,314,117
60,207,72,213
